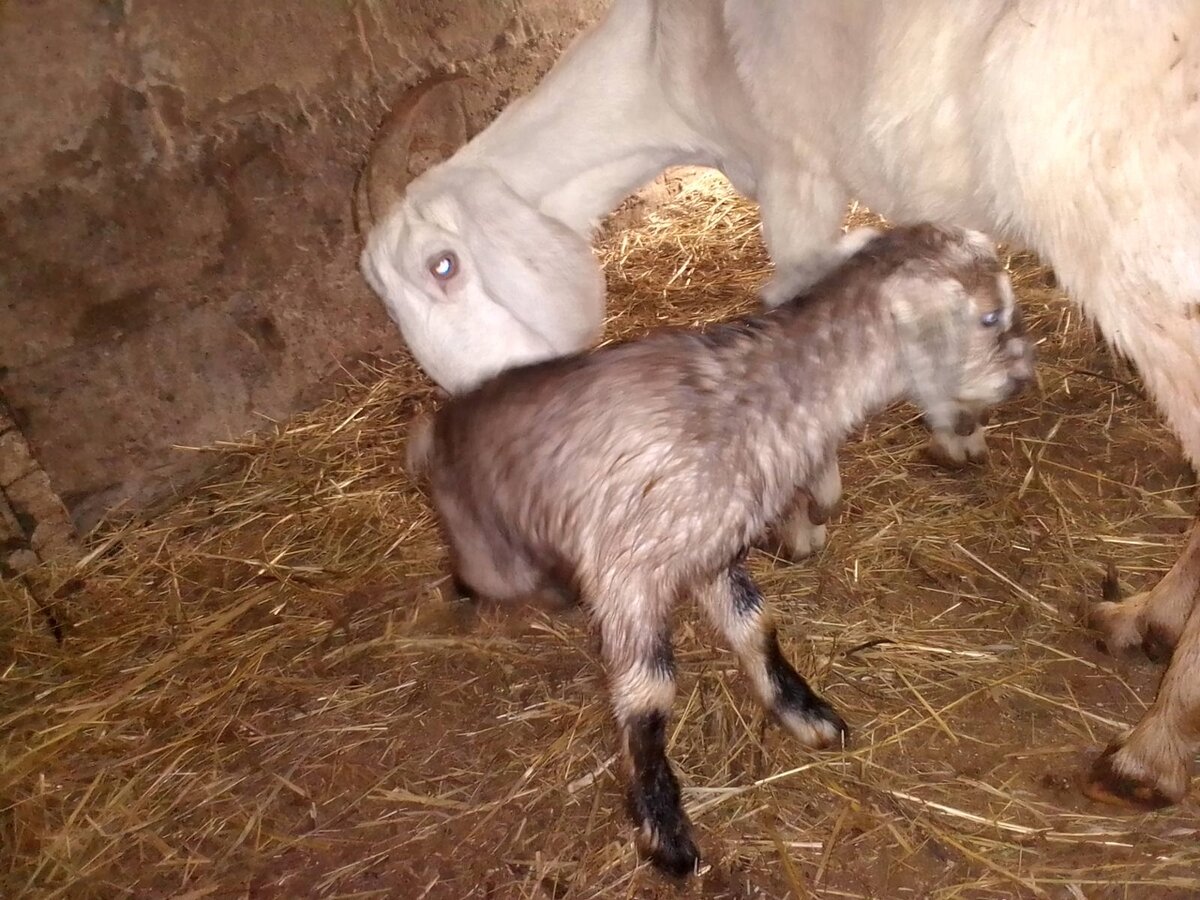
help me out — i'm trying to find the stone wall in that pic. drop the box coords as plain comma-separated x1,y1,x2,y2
0,0,607,541
1,400,80,587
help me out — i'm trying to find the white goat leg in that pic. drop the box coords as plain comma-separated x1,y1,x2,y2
758,167,852,308
1087,590,1200,809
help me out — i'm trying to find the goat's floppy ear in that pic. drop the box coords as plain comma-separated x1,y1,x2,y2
451,169,606,355
887,266,966,411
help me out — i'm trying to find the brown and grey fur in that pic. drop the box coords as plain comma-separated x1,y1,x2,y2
407,223,1034,877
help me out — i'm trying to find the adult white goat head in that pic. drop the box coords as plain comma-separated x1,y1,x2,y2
361,165,605,393
356,1,722,393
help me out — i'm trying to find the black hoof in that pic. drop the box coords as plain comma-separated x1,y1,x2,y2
1141,624,1177,665
640,820,700,879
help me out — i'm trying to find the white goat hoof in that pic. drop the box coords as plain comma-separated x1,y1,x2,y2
1084,733,1187,811
1088,593,1181,664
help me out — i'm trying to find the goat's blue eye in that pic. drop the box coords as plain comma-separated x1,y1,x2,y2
980,310,1002,327
429,252,458,281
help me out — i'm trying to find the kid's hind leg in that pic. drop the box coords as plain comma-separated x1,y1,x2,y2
592,576,698,877
438,508,577,627
697,563,847,748
447,543,540,604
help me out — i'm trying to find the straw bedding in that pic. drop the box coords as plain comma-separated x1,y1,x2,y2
3,171,1199,899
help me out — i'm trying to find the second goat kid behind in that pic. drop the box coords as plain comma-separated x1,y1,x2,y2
407,223,1035,877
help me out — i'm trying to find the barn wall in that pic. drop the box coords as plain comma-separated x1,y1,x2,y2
0,0,607,555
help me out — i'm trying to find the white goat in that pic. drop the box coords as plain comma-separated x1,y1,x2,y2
361,0,1200,811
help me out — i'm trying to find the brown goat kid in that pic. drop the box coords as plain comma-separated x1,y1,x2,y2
407,223,1035,877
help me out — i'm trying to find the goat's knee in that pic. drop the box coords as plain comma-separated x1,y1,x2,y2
762,219,879,310
778,501,828,560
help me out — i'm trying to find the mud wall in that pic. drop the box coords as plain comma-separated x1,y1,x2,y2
0,0,607,551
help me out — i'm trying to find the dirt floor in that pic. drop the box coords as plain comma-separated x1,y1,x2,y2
4,173,1200,899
